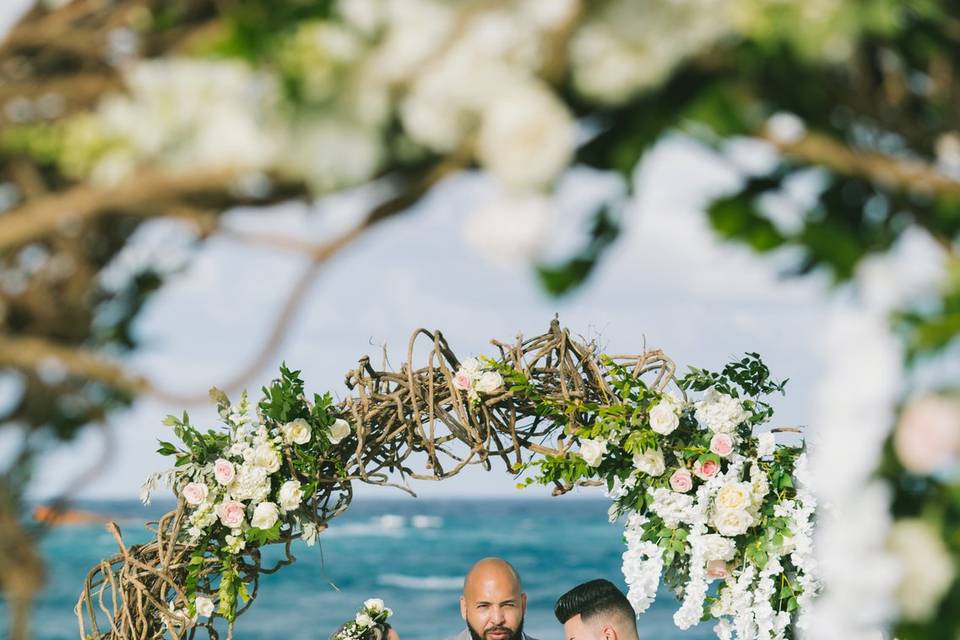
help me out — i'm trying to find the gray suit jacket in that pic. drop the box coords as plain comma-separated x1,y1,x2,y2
446,631,539,640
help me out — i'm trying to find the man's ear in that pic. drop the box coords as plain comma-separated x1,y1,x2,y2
600,624,619,640
460,595,467,621
521,592,527,615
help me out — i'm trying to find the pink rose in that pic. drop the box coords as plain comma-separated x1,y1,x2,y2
894,395,960,475
217,500,246,528
182,482,208,506
214,459,235,486
453,370,472,390
694,459,719,481
710,433,734,458
706,559,729,581
669,468,693,493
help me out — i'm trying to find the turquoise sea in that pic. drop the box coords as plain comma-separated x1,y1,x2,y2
3,498,714,640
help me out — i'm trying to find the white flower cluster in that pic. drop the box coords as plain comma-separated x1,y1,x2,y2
695,388,751,435
569,0,736,105
61,59,282,187
143,393,355,618
452,357,504,404
704,456,817,639
621,512,663,615
595,386,817,639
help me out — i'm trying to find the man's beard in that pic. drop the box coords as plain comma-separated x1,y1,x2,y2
466,618,524,640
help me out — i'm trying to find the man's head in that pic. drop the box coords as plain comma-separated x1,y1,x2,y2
554,579,638,640
460,557,527,640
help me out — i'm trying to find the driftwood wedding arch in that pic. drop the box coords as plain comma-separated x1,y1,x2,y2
76,319,679,639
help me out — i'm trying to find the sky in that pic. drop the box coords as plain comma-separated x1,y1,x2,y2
1,1,836,501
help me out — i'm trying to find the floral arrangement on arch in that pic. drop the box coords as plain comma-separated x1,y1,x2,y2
510,354,817,639
140,364,353,623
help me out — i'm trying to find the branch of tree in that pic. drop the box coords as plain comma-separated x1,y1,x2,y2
764,127,960,197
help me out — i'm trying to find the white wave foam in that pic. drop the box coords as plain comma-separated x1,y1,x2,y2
411,515,442,529
376,514,406,529
326,515,408,538
378,574,462,590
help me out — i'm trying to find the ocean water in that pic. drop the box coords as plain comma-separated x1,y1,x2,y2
3,498,714,640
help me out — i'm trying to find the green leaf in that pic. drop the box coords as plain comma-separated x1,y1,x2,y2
537,205,621,296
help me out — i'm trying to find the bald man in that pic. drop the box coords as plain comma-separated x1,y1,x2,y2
554,579,638,640
446,557,539,640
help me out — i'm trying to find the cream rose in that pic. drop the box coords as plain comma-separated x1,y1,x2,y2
216,500,246,528
669,468,693,493
328,418,351,445
251,501,279,530
279,480,303,513
701,534,736,562
475,370,504,394
194,596,214,618
280,418,312,445
579,438,607,467
712,508,753,537
888,518,956,620
182,482,208,506
363,598,385,613
715,482,752,511
460,357,481,374
633,448,666,476
213,459,236,485
252,443,281,473
649,400,680,435
355,613,373,628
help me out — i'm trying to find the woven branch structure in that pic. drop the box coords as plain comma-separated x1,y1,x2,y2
76,320,678,639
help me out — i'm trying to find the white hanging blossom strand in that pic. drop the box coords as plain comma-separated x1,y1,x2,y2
621,512,664,615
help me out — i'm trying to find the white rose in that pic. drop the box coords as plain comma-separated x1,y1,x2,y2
712,508,754,537
460,357,481,374
252,442,281,474
280,418,312,445
648,400,680,435
579,438,608,467
279,480,304,513
476,81,575,188
475,370,504,394
715,482,752,511
633,448,666,477
701,534,736,562
194,596,214,618
888,518,956,621
182,482,208,506
364,598,385,613
756,432,776,457
251,501,280,530
355,613,373,628
328,418,352,445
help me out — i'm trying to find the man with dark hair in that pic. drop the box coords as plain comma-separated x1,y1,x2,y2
554,579,639,640
446,557,539,640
